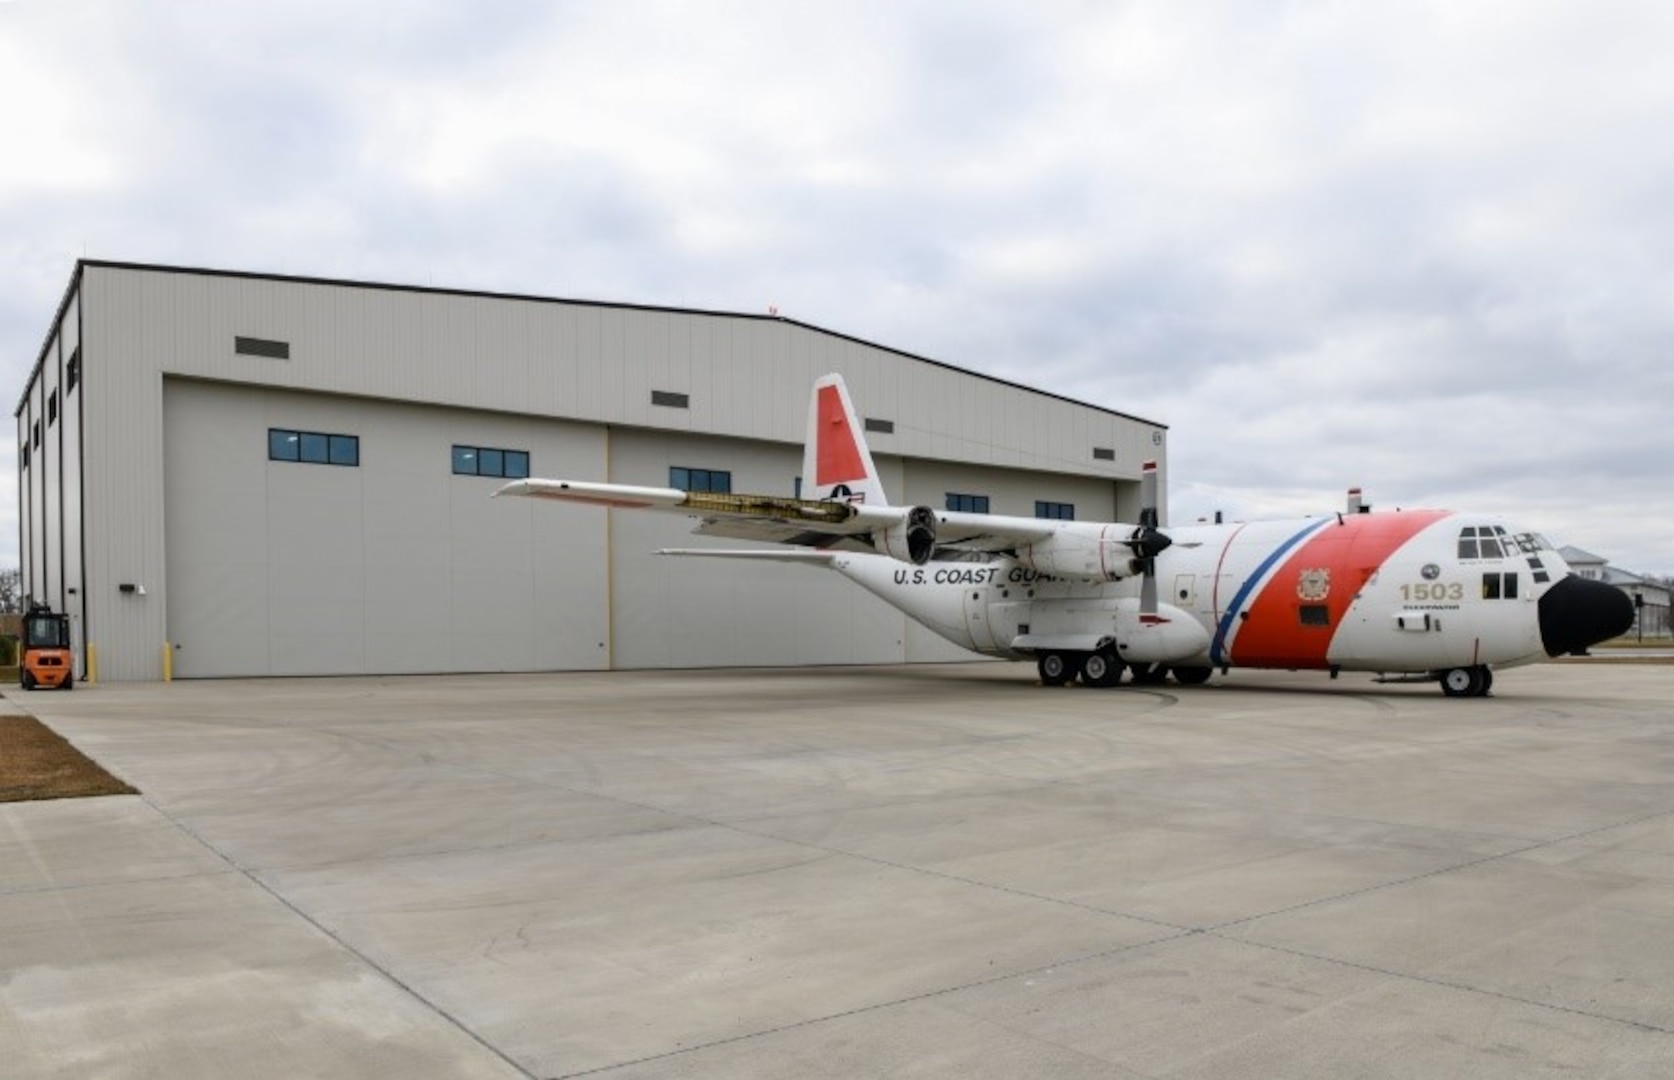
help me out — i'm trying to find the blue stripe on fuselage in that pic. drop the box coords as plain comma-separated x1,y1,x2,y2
1210,518,1333,666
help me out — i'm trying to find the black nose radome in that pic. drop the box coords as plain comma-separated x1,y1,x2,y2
1539,574,1636,656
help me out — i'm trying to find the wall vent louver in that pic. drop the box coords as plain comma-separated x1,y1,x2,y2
235,336,290,360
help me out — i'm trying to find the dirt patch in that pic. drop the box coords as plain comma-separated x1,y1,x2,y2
0,712,137,802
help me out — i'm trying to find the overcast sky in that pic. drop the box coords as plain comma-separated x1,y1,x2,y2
5,1,1674,574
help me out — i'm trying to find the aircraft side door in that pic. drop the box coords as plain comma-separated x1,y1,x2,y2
963,586,998,653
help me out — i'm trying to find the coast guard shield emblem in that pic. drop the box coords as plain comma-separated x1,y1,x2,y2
1297,568,1331,602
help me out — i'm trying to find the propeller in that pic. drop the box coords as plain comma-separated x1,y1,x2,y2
1124,461,1171,616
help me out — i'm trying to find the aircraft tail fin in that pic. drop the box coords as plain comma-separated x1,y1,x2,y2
803,374,890,506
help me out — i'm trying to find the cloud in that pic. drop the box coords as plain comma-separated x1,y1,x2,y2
4,1,1674,574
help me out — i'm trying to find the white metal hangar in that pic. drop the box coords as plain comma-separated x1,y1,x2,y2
16,260,1168,681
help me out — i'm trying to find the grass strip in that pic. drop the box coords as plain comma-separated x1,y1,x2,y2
0,712,137,802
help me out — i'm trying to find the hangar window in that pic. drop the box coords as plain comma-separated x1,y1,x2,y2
1299,604,1331,626
864,418,894,434
946,493,990,514
67,348,80,391
453,445,530,479
1092,447,1115,461
236,336,291,360
20,440,28,469
671,466,731,494
48,390,58,426
268,428,359,467
651,390,690,409
32,420,40,449
1035,501,1074,520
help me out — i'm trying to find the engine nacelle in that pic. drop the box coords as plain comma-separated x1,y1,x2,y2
852,504,937,565
1017,524,1129,581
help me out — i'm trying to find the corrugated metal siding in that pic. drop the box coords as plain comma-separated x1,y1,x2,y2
81,265,1157,483
20,375,34,598
61,290,88,669
81,269,172,680
16,410,27,603
42,337,62,607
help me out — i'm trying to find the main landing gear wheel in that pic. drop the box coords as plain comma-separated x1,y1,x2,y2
1172,666,1213,686
1129,662,1168,686
1080,649,1124,688
1038,651,1078,686
1440,665,1491,698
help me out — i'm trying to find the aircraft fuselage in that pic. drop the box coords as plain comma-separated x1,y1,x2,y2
828,509,1596,680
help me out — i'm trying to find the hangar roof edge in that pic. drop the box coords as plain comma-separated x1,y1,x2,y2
16,259,1166,430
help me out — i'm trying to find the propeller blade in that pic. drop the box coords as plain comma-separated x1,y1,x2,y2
1139,459,1159,529
1136,461,1163,616
1140,557,1158,614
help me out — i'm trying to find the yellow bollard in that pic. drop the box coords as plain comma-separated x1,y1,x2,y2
86,644,99,685
162,643,173,682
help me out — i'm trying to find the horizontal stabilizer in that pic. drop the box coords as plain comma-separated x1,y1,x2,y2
658,548,840,563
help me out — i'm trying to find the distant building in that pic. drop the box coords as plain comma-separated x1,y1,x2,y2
1558,546,1670,638
16,260,1167,680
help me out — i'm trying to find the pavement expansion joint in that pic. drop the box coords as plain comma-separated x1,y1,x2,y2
1230,935,1674,1037
541,928,1197,1080
137,792,544,1080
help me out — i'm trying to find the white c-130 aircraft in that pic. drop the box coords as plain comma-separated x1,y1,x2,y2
497,374,1632,696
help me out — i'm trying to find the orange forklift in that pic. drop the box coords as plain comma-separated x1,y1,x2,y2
20,602,75,691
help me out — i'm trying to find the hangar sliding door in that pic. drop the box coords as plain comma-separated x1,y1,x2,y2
161,380,610,676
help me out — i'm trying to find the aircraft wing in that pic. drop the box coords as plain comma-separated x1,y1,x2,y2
931,510,1059,552
496,479,892,551
496,479,1069,557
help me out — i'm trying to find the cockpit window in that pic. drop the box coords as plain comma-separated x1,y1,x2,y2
1461,526,1549,560
1458,526,1505,559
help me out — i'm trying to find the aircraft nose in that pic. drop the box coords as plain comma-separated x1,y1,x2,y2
1538,574,1636,656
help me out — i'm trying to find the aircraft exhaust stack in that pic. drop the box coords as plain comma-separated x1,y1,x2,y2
879,505,938,565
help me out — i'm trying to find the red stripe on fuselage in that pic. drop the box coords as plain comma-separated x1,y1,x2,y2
1228,510,1452,669
815,384,868,488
